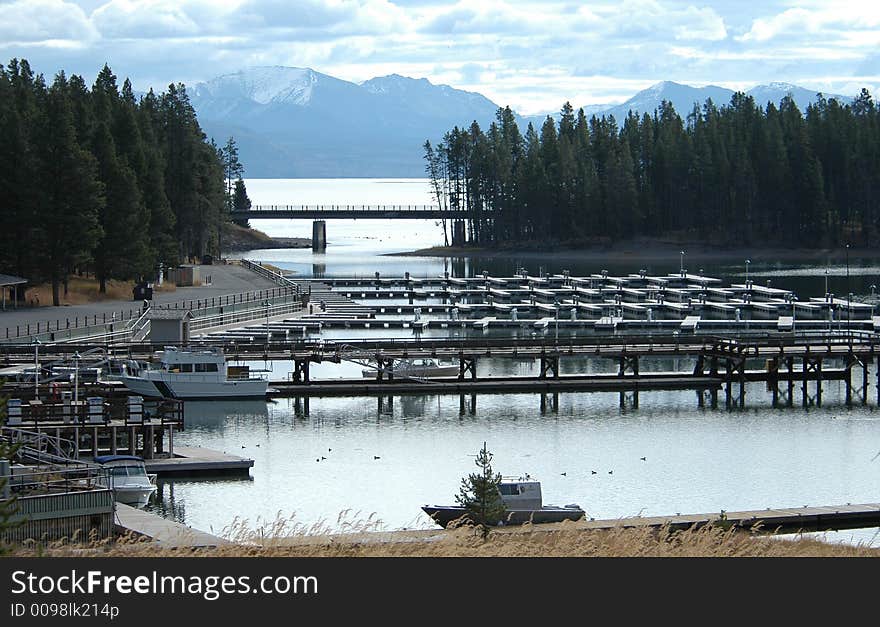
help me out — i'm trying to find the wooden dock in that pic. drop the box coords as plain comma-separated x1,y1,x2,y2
115,503,229,547
578,502,880,534
143,446,253,476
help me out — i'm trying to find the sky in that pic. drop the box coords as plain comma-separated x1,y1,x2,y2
1,0,878,115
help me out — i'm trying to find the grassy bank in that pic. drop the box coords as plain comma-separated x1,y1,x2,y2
221,223,310,253
24,276,177,307
6,521,878,557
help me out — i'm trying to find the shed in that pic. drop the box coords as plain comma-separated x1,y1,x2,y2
0,273,27,310
167,265,201,287
147,309,194,344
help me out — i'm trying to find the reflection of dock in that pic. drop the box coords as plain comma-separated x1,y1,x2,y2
144,446,253,476
115,503,229,547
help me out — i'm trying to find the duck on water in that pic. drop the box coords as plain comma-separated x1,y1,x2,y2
422,476,586,528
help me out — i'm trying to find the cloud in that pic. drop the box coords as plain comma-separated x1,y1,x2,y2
739,3,880,42
92,0,206,38
0,0,96,43
674,6,727,41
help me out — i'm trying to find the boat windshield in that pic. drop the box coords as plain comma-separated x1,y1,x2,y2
107,464,148,478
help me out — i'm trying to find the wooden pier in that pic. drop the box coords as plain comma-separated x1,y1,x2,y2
114,503,229,547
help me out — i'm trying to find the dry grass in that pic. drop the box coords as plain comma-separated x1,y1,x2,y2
6,514,880,558
25,276,176,307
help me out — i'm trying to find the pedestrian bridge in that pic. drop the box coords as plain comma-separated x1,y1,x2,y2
231,204,467,220
231,205,473,249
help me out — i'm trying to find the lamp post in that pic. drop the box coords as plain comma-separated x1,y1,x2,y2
745,259,751,287
846,244,851,335
680,251,685,277
32,337,40,400
264,300,270,346
554,302,559,341
73,351,80,407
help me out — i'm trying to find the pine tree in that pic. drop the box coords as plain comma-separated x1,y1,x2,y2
221,136,244,212
456,442,506,534
35,72,104,305
231,177,251,228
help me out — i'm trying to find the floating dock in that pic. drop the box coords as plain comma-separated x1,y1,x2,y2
143,446,253,476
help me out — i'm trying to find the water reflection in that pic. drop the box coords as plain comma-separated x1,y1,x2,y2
152,381,880,546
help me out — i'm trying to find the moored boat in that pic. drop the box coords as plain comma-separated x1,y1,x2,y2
117,346,268,399
422,475,585,527
362,357,459,379
93,455,157,508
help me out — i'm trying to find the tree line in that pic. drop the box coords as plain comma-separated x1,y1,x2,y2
0,59,242,305
425,90,880,249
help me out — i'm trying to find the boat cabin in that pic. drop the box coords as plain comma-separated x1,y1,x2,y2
498,477,543,510
158,346,224,375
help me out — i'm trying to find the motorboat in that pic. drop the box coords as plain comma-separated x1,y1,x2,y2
362,357,459,379
117,346,268,399
422,475,585,527
93,455,157,508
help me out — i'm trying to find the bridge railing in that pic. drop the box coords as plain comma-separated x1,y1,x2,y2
243,204,443,213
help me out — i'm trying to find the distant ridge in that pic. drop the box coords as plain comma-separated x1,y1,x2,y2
190,67,856,177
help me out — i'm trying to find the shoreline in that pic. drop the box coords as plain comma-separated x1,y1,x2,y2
386,240,880,263
221,236,311,253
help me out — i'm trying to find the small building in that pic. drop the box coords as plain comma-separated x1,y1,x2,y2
0,273,28,310
147,309,194,344
166,265,201,287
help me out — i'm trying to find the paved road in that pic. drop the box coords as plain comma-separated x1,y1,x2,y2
0,263,279,337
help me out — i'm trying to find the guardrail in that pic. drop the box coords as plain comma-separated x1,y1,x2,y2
188,295,304,335
239,259,300,289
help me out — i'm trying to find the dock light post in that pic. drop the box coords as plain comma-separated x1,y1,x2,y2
825,267,829,299
264,300,270,346
32,337,40,399
846,244,851,336
680,251,685,276
745,259,750,287
554,303,559,341
73,351,80,406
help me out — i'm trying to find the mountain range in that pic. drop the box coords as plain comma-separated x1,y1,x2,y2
189,67,853,178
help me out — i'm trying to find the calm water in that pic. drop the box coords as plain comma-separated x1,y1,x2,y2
150,179,880,546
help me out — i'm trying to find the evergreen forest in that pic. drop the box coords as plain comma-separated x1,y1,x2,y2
425,91,880,249
0,59,235,305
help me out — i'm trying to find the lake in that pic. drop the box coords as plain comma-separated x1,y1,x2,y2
150,178,880,547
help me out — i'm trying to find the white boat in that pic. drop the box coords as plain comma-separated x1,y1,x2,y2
93,455,157,508
422,475,585,527
117,346,268,399
362,357,459,379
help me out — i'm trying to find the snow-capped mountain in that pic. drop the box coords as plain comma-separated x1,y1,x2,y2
590,80,851,123
191,67,503,177
190,68,856,177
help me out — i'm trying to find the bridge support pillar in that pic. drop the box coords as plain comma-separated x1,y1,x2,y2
312,220,326,252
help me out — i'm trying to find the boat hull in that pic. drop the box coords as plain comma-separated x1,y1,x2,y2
421,505,585,528
118,375,268,399
112,484,157,508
